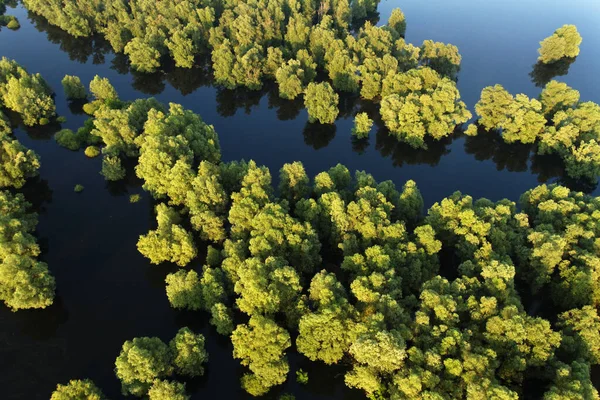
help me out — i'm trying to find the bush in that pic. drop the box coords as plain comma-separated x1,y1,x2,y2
74,184,84,193
129,194,141,203
55,129,80,151
84,146,100,158
296,369,309,384
6,18,19,30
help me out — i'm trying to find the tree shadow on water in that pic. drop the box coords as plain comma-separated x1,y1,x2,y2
303,121,337,150
529,58,576,87
464,128,531,173
27,10,111,65
374,126,453,167
464,125,598,193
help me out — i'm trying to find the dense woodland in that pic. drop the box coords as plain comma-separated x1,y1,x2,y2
47,79,600,399
0,1,598,399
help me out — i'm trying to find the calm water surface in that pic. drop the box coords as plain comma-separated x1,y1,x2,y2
0,1,599,398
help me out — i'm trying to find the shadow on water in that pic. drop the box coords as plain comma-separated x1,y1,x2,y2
464,128,598,194
529,57,577,88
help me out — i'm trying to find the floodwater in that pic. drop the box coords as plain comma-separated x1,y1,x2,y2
0,0,599,398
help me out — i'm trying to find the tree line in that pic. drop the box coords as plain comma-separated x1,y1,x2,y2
0,105,55,310
24,0,471,147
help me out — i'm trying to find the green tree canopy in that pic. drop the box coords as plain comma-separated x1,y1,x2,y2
61,75,87,99
115,336,174,397
232,315,291,396
50,379,105,400
304,82,339,124
0,57,55,126
538,25,582,64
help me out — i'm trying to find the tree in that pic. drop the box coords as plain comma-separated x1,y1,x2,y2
137,204,197,267
100,155,126,181
419,40,461,78
279,161,310,203
0,130,40,188
232,315,291,396
51,379,105,400
539,80,580,117
558,306,600,364
89,75,118,101
169,327,209,377
388,8,406,37
147,380,189,400
304,82,339,124
115,337,174,396
61,75,87,99
125,37,162,73
165,270,202,310
352,112,373,139
538,25,582,64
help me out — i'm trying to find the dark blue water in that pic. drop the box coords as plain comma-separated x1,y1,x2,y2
0,1,598,399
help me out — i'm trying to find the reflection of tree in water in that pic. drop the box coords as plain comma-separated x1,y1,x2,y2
464,129,531,173
216,85,267,117
374,127,452,167
104,157,144,197
165,62,213,96
111,54,212,96
464,126,598,194
338,92,361,119
67,99,87,115
351,136,370,154
303,121,336,150
529,58,576,87
20,176,53,213
27,10,110,65
267,88,304,121
131,70,166,95
3,109,62,140
530,153,598,193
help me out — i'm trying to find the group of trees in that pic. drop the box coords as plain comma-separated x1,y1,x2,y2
0,111,55,310
51,327,208,399
61,88,600,397
468,79,600,182
0,57,56,126
22,0,471,145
